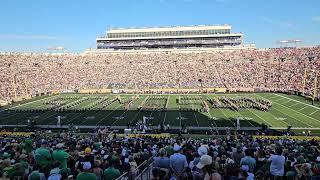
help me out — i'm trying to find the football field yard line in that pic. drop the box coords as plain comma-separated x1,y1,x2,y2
56,98,94,123
205,95,217,127
70,99,112,126
211,95,236,127
282,99,292,104
4,96,80,125
0,96,54,113
274,97,285,102
272,94,320,122
128,96,148,126
190,97,199,127
36,97,88,124
273,93,320,110
111,108,130,126
178,95,182,128
162,95,169,125
289,103,299,107
248,109,272,127
298,106,309,111
256,94,315,127
310,110,319,115
217,106,236,127
230,94,254,127
94,102,124,126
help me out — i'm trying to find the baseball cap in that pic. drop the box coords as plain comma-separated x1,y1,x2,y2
196,155,212,169
173,145,181,152
241,165,249,172
83,162,91,170
198,146,208,156
85,147,92,154
56,143,64,149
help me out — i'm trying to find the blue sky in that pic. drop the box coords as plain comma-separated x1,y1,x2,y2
0,0,319,52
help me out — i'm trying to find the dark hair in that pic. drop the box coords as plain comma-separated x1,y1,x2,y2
245,149,254,158
275,147,283,155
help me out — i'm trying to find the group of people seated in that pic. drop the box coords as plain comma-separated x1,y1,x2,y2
1,47,319,103
1,129,320,180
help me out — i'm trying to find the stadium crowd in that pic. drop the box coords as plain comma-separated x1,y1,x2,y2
1,131,320,180
0,47,319,102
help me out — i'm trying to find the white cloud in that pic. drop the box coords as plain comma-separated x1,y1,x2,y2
0,34,59,40
312,16,320,22
261,17,295,29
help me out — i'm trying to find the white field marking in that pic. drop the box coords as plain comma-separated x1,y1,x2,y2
95,102,125,126
162,95,169,125
248,109,273,127
282,99,292,104
229,95,255,127
111,108,130,126
0,96,54,113
310,110,319,115
178,95,182,128
211,95,236,127
67,98,109,126
190,97,199,127
256,94,315,127
289,103,299,107
128,96,148,126
205,95,217,127
274,97,285,102
237,94,289,127
218,106,236,128
49,97,92,125
273,94,320,110
298,106,309,111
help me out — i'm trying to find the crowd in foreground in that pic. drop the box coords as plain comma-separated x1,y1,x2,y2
1,129,320,180
1,47,320,102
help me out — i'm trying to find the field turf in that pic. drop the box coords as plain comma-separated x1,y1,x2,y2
0,93,320,129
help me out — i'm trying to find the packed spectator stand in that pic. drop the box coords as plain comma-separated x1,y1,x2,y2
0,47,319,103
1,130,320,179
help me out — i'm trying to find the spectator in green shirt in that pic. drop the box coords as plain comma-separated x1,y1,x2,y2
104,161,121,180
76,162,97,180
34,140,51,170
52,143,69,169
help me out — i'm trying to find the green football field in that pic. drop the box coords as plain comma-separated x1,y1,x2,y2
0,93,320,130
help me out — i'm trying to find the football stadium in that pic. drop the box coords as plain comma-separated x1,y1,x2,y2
1,1,320,179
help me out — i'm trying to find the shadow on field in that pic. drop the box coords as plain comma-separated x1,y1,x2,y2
0,109,263,129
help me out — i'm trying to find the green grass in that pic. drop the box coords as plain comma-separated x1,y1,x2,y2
0,93,320,129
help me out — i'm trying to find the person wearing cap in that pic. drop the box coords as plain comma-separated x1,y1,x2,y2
34,140,52,171
52,143,70,169
48,161,62,180
153,148,170,169
77,147,95,171
195,155,221,180
76,162,97,180
169,144,188,179
268,146,285,178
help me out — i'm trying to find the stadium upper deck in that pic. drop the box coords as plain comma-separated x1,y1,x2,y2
95,25,247,51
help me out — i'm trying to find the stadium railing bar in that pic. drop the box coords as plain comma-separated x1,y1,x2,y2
116,157,154,180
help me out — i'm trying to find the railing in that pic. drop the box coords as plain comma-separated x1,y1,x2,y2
115,157,154,180
134,157,154,180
